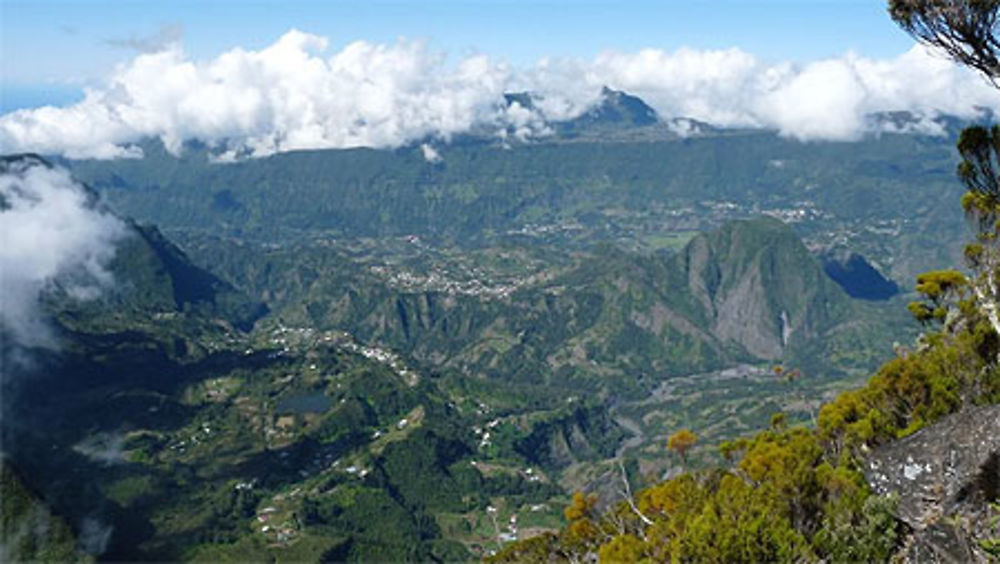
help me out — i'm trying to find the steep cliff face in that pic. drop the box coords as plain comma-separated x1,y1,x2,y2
671,217,850,359
866,404,1000,562
0,155,267,336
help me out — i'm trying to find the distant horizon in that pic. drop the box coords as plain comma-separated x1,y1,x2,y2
2,1,998,157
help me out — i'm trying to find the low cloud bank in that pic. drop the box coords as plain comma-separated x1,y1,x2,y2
0,161,125,348
1,30,998,159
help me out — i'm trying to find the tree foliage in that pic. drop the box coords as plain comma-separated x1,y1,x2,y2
889,0,1000,81
666,429,697,462
893,2,1000,347
907,269,969,325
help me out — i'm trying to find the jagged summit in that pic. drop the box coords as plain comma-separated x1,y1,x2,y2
583,86,659,126
499,87,728,143
867,109,997,137
0,152,52,171
502,91,536,111
502,86,660,136
556,86,659,138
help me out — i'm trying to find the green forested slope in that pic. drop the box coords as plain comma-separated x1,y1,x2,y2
62,124,966,284
178,218,909,390
2,158,623,562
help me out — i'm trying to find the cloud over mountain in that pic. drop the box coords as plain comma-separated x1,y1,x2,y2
0,160,125,347
1,30,997,159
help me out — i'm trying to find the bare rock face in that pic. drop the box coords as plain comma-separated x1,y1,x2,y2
673,217,844,359
865,404,1000,562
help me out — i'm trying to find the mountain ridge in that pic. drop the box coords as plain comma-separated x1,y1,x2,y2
174,216,905,395
59,117,970,286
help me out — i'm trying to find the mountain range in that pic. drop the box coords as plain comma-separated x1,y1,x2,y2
59,87,976,290
0,85,977,560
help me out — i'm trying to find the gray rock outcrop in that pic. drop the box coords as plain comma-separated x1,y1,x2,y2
865,404,1000,562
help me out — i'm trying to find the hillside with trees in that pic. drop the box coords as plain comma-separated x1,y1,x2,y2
3,2,1000,562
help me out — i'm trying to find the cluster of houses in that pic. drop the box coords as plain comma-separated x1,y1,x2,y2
255,506,297,544
468,459,545,484
166,421,215,455
472,417,502,449
340,340,419,386
369,264,521,300
487,505,520,544
256,323,420,387
696,198,831,225
504,221,584,238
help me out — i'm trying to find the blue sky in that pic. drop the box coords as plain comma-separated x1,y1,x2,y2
2,0,914,111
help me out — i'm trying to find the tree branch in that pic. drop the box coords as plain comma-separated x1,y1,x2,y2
617,460,653,527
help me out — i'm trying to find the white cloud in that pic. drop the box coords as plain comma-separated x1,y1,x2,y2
0,31,538,159
420,143,443,163
0,161,126,347
1,30,998,157
589,46,1000,140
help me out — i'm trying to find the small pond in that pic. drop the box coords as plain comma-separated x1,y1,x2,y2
276,392,332,414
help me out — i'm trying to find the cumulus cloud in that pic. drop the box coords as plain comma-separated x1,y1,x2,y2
0,31,558,159
1,30,998,158
589,46,1000,140
0,160,125,348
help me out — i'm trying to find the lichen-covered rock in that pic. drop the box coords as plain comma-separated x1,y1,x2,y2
865,404,1000,562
